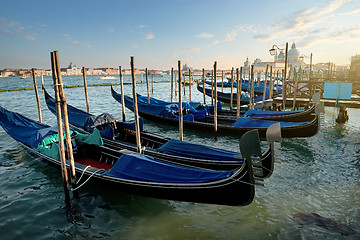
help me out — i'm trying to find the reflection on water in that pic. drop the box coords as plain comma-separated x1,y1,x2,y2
0,76,359,239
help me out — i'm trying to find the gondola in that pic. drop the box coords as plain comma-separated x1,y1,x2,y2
204,80,282,95
211,104,319,122
0,105,262,206
111,86,319,138
197,83,270,104
43,87,276,176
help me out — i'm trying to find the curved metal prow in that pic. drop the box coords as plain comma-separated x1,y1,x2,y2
239,130,263,185
266,122,282,145
240,130,262,160
315,102,325,115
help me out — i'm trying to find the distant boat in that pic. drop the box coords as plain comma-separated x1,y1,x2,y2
99,76,116,80
20,76,28,79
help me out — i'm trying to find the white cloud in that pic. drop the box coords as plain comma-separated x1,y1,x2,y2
197,32,214,39
145,33,155,39
0,18,38,40
254,0,357,44
138,25,147,28
63,34,91,48
109,27,115,33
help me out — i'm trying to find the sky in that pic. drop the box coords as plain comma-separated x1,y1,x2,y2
0,0,359,70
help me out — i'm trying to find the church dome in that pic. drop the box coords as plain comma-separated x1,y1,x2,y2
288,43,300,58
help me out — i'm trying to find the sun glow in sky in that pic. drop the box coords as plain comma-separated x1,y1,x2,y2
1,0,359,70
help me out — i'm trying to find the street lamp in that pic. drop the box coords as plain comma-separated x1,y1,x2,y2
269,45,282,56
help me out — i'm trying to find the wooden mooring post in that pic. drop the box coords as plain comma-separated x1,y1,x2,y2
82,67,90,113
189,69,192,101
230,67,234,111
282,42,289,109
261,64,269,110
250,65,255,109
31,68,42,123
236,67,241,119
130,57,142,153
178,60,183,141
171,68,174,103
214,61,218,138
50,52,70,205
202,68,206,105
145,68,150,104
119,66,126,122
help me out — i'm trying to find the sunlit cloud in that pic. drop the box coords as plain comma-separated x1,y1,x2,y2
340,7,360,15
254,0,357,44
208,24,258,47
145,33,155,39
138,25,147,28
197,32,214,39
0,18,38,40
179,47,200,53
63,34,91,48
108,27,115,33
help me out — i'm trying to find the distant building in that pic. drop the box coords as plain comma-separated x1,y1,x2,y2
349,54,360,80
61,62,82,75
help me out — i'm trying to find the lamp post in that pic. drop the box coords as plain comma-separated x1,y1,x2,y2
269,43,288,109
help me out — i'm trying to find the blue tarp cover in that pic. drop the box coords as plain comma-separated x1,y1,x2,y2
243,109,302,118
231,117,307,128
0,106,56,148
105,153,232,183
157,139,241,161
45,93,143,137
118,93,205,121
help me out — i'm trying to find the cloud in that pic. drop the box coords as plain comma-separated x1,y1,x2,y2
207,24,258,47
63,34,91,48
138,25,147,28
340,7,360,15
108,27,115,33
179,47,200,53
145,33,155,39
197,32,214,39
254,0,356,43
0,18,38,40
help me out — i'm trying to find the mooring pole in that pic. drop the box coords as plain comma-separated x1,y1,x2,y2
269,66,274,100
283,42,289,109
31,68,42,123
261,64,269,110
171,67,174,103
151,73,154,94
214,61,218,139
178,60,183,141
119,66,126,122
82,67,90,113
202,68,206,105
236,68,241,119
309,53,313,102
250,65,255,110
188,69,192,101
221,70,224,92
292,70,298,110
50,52,70,206
53,51,78,199
230,67,234,111
211,70,214,106
130,57,142,153
145,68,150,104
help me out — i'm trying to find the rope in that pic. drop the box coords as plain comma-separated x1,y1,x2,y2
71,167,104,191
76,165,92,184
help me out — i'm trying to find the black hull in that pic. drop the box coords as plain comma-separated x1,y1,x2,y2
111,86,319,138
43,87,274,178
21,142,255,206
213,105,316,122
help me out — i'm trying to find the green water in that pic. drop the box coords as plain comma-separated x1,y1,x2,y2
0,76,359,239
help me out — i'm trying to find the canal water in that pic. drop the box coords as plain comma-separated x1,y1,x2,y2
0,75,359,239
